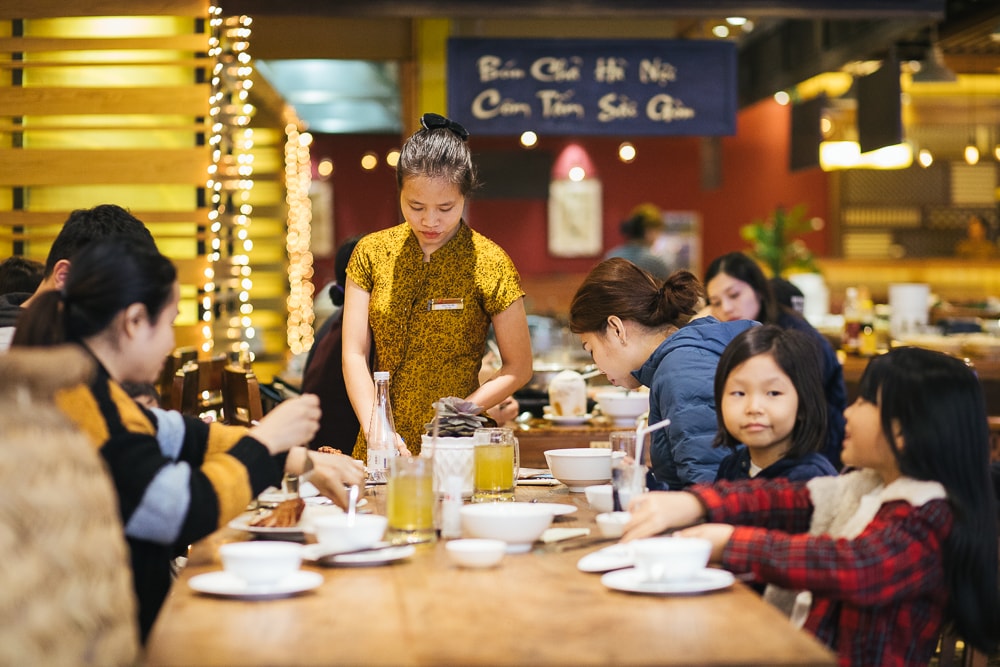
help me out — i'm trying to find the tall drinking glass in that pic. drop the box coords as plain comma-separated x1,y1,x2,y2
609,430,646,510
386,456,437,544
472,427,519,502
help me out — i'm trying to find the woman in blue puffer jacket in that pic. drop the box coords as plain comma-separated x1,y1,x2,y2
569,258,755,489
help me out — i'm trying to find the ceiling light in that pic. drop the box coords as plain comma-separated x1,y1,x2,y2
725,17,747,26
711,24,730,38
964,141,980,165
918,149,933,167
618,142,636,163
911,29,957,84
819,141,912,170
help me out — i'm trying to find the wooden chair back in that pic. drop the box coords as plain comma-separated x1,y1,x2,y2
169,360,201,416
936,627,989,667
157,346,197,408
221,364,263,426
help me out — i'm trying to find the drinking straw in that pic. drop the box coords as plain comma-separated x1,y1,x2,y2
633,418,670,473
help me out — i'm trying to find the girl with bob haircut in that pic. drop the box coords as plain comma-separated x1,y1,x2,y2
14,238,363,640
713,324,838,483
569,258,755,489
624,346,1000,665
705,251,845,468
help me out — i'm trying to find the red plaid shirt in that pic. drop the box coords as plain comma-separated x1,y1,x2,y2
693,478,953,667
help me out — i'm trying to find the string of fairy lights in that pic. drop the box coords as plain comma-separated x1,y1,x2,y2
284,126,316,356
206,5,257,361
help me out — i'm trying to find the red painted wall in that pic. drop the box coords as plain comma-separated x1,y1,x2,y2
309,98,828,287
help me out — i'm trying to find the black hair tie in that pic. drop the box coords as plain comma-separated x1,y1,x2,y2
420,112,470,141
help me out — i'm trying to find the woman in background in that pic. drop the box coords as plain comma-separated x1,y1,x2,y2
603,202,671,280
705,252,845,469
302,235,363,454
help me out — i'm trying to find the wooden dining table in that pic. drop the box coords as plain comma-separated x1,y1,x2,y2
144,484,837,667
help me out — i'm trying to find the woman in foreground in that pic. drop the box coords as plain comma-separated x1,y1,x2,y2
624,347,1000,665
14,238,363,639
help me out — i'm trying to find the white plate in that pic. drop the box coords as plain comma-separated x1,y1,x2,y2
544,414,592,425
230,505,349,537
303,543,416,567
601,567,735,595
577,543,634,573
530,502,577,516
229,513,310,537
188,570,323,599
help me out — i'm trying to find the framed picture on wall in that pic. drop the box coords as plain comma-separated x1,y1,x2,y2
547,178,603,257
655,211,701,276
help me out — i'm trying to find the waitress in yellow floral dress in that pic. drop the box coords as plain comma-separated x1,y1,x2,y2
342,113,533,456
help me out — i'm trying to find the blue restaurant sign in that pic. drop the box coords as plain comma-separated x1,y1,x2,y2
447,38,737,137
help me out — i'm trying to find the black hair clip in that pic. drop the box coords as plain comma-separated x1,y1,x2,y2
420,113,470,141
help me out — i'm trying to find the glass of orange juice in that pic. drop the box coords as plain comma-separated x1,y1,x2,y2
386,456,436,544
472,427,519,502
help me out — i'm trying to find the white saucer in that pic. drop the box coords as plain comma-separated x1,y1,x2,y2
601,567,735,595
577,543,634,573
303,543,416,566
530,502,577,516
544,414,592,425
189,570,323,599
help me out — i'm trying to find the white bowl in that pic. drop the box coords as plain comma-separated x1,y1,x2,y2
595,511,631,539
445,539,507,568
218,541,302,586
312,514,387,552
595,389,650,426
543,448,612,492
459,502,555,553
584,484,614,513
631,537,711,582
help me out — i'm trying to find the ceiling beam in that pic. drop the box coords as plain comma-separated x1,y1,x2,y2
221,0,945,20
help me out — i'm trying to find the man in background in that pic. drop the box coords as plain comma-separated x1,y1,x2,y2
0,204,155,351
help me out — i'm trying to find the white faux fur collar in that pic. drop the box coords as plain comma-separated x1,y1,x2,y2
770,470,949,625
806,469,948,540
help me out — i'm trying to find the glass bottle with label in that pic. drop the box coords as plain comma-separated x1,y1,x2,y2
841,287,861,355
859,297,877,357
367,371,397,484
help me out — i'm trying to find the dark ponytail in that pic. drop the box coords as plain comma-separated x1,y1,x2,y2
569,258,702,335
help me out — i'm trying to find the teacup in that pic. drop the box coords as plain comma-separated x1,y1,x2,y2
219,541,302,587
595,511,631,539
312,514,387,552
631,537,711,583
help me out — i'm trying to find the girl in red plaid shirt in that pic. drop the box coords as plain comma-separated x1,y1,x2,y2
624,347,1000,666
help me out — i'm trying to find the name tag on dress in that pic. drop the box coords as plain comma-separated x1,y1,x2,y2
428,298,464,311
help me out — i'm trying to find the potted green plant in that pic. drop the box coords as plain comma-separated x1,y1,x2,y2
739,204,821,278
421,397,488,498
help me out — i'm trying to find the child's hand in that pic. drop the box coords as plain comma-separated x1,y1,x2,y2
621,491,705,541
675,523,735,563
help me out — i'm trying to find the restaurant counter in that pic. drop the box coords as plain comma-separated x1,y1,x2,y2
145,485,836,667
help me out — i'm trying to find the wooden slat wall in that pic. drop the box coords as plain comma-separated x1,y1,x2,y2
0,1,207,19
0,0,294,378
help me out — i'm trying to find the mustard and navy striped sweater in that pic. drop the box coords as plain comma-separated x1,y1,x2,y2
56,357,281,640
